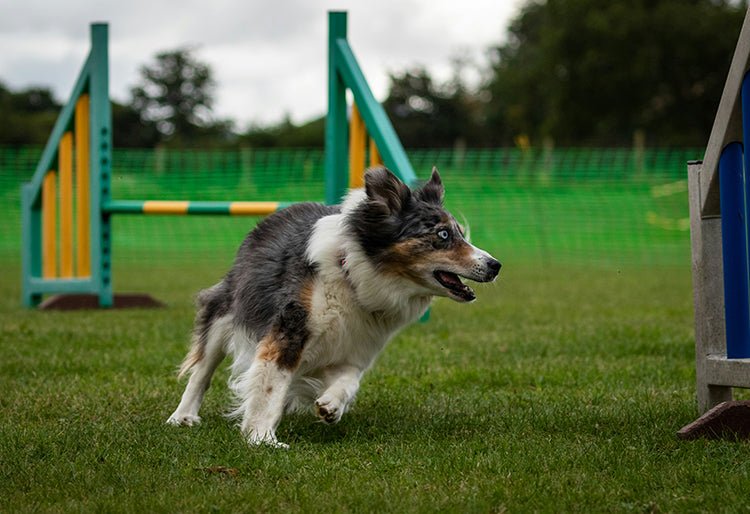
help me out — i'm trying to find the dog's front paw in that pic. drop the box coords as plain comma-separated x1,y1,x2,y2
314,396,344,424
166,412,201,426
247,431,289,450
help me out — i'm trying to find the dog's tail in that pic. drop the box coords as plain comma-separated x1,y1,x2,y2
178,281,232,378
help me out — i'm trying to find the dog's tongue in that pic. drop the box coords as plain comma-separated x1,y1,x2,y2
435,270,476,301
436,271,463,287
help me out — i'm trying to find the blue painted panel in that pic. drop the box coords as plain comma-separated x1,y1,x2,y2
719,142,750,358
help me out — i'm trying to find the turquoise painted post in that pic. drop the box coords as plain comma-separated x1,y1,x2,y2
21,184,42,307
325,12,349,205
89,23,113,307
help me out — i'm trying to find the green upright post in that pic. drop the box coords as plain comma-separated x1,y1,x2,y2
21,184,42,307
325,12,349,205
89,23,113,307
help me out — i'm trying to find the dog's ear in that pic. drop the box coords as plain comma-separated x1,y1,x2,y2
364,167,411,214
417,167,444,205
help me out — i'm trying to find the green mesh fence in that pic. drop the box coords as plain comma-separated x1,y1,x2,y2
0,146,700,271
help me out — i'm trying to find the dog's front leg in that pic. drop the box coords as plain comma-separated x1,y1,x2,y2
315,364,363,424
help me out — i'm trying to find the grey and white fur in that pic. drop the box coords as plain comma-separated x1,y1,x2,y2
167,167,501,448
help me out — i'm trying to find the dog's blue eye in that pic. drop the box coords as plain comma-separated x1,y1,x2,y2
437,229,449,240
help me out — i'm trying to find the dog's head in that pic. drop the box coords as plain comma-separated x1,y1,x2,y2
348,167,501,302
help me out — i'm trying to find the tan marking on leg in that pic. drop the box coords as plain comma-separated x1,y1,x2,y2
256,335,282,362
256,329,305,371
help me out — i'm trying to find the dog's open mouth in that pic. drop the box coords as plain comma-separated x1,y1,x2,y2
433,270,476,302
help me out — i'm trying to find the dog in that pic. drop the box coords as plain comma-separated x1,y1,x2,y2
167,167,501,448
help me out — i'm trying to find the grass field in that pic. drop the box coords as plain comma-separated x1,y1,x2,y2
3,260,750,513
1,145,741,512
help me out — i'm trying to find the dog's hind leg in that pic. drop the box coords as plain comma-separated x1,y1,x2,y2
168,284,232,426
167,315,230,426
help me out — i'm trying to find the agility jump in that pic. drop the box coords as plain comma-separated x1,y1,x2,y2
21,11,416,308
683,8,750,437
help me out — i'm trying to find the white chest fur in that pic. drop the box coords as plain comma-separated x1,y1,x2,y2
302,275,402,373
302,203,431,374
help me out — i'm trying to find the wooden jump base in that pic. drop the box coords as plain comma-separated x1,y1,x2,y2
21,12,416,309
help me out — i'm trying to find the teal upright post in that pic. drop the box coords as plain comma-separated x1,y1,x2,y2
89,23,113,307
21,184,42,307
325,12,349,205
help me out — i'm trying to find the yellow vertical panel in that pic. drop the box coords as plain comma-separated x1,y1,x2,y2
59,131,74,278
369,137,383,167
42,171,57,279
348,104,366,188
75,95,91,277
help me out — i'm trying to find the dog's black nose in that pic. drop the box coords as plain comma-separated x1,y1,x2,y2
488,259,501,274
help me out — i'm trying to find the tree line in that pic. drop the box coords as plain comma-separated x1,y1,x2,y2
1,0,746,149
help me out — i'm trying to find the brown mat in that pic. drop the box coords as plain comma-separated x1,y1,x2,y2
677,400,750,440
39,293,166,310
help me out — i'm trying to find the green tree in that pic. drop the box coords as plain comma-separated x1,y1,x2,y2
382,67,482,147
111,101,161,148
130,48,231,146
483,0,746,146
240,115,325,148
0,82,59,145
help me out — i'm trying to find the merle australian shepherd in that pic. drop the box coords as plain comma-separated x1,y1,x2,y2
167,167,501,448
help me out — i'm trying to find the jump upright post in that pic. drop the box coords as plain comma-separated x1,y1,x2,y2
21,11,417,308
688,7,750,413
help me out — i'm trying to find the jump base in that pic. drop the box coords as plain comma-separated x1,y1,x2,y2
677,401,750,440
39,293,165,310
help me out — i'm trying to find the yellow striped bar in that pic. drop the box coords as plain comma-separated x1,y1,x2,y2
228,201,280,215
142,200,190,214
105,200,291,216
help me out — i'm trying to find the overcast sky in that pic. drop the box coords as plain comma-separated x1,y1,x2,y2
0,0,524,130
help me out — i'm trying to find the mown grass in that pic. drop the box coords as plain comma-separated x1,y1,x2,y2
2,261,750,513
